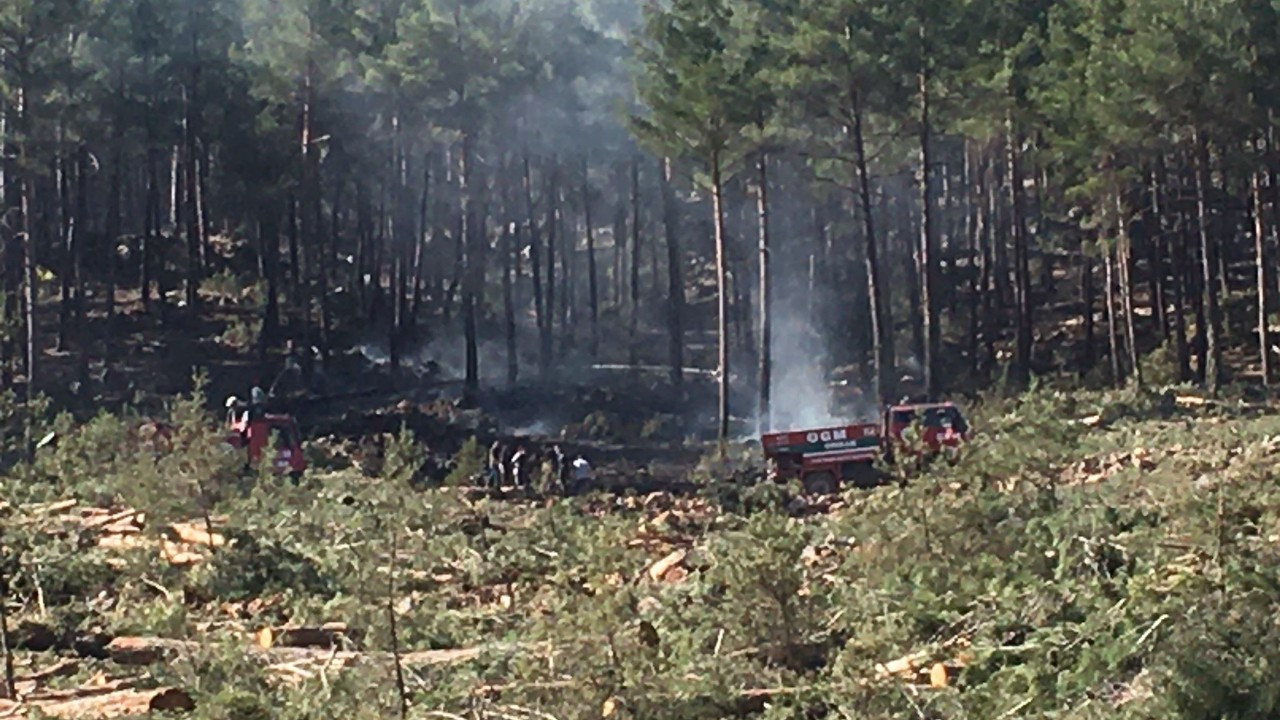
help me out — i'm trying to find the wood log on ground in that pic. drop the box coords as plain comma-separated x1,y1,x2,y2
105,635,515,669
1,687,194,718
255,622,361,649
646,549,687,583
82,509,144,531
166,522,226,548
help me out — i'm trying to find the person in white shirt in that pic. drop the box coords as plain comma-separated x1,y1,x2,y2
570,456,592,494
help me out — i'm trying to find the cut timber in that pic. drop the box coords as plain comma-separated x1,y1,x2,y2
105,635,513,669
25,499,78,515
166,522,226,548
16,687,193,718
647,549,687,583
82,509,144,531
256,623,359,649
160,540,206,567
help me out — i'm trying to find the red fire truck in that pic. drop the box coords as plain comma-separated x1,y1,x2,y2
760,401,969,493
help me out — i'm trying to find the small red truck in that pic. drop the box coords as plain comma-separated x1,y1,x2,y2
225,410,307,479
224,394,305,479
761,401,969,493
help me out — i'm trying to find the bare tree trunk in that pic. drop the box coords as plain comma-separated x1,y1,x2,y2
756,152,771,432
1194,131,1222,394
461,132,479,396
1165,157,1191,380
661,157,684,389
502,222,517,385
182,84,201,313
712,150,730,444
105,99,122,363
1081,253,1095,374
1104,238,1122,386
73,144,88,387
852,88,890,403
1008,112,1033,382
582,157,599,358
1148,170,1169,339
1254,170,1271,387
544,160,558,369
57,128,71,352
1116,182,1142,386
918,68,940,397
523,155,547,376
629,156,642,365
0,568,14,699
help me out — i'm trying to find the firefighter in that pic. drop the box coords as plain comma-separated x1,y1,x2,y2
486,440,505,488
548,444,567,492
511,445,532,488
570,455,593,494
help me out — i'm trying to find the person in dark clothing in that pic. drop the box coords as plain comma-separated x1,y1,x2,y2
487,440,505,488
548,444,567,493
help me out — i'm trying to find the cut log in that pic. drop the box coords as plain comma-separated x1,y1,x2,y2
166,522,226,548
82,509,144,531
160,540,206,567
25,499,78,515
96,534,147,551
647,549,687,583
105,635,511,669
24,687,193,718
260,623,360,649
18,657,80,683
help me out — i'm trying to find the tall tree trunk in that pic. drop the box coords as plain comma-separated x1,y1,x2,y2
1254,169,1271,387
1104,238,1121,386
756,152,771,432
105,99,122,364
1163,157,1191,379
661,157,684,388
298,60,320,350
143,147,159,313
461,132,479,396
852,88,890,404
968,151,989,376
19,80,34,405
523,155,547,376
582,157,599,358
629,156,642,365
56,128,71,352
544,160,558,369
257,203,281,357
918,68,940,398
1008,113,1033,382
1081,253,1095,373
73,144,88,387
182,85,201,312
1148,170,1169,339
410,159,430,332
712,150,730,444
1194,132,1222,394
1,88,16,387
502,222,517,385
1115,182,1142,386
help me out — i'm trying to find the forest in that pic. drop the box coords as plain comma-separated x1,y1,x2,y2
6,1,1280,719
1,0,1276,436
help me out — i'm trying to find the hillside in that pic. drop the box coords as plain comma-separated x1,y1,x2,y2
1,384,1277,719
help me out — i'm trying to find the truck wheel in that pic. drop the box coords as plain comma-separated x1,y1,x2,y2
847,463,881,489
802,470,837,495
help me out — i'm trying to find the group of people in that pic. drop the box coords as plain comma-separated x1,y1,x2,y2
485,439,593,493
